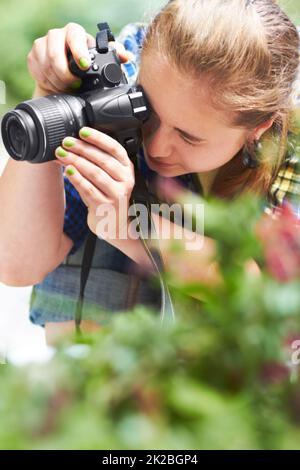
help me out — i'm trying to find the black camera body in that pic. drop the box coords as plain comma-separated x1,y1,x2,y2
1,22,151,164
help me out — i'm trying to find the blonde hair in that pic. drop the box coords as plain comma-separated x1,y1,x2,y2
141,0,300,199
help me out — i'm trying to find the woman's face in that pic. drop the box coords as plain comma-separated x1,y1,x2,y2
138,52,252,177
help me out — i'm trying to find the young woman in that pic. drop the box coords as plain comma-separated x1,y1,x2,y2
0,0,299,344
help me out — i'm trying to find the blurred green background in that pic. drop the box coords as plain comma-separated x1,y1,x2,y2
0,0,298,113
0,0,166,112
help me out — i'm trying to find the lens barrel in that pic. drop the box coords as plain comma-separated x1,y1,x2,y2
1,94,86,163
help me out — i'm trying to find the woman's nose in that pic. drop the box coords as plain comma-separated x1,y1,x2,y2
142,115,172,158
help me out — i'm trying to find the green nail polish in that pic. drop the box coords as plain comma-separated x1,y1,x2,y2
70,79,82,90
79,57,90,69
63,137,75,148
56,147,68,158
79,128,92,138
66,168,75,176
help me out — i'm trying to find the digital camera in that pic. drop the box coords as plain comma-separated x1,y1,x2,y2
1,22,151,163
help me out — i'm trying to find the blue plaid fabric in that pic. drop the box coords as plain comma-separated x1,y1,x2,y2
63,23,300,256
63,178,88,254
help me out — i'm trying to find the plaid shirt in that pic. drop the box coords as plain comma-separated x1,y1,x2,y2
63,23,300,255
265,27,300,217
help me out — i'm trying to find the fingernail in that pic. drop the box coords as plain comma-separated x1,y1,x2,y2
79,127,92,138
70,79,82,90
56,146,68,158
63,137,76,148
66,167,75,176
79,57,90,69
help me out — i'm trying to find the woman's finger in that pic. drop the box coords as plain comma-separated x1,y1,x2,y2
30,38,69,92
86,33,96,49
108,41,135,63
63,165,110,209
60,136,131,182
55,147,123,200
77,127,134,169
65,22,92,70
47,28,81,87
28,46,61,93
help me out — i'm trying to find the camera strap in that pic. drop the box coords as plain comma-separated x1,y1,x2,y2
96,22,115,53
130,166,176,327
74,230,97,339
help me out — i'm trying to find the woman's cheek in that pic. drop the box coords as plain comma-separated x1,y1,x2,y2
179,147,204,172
142,114,160,142
183,147,222,173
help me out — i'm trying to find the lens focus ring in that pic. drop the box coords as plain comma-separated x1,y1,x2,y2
27,96,68,151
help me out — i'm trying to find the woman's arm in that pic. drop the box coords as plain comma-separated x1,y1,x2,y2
106,211,222,288
0,160,72,286
0,98,72,286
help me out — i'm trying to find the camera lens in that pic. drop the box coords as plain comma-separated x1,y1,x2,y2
2,110,38,161
1,94,87,163
9,121,24,155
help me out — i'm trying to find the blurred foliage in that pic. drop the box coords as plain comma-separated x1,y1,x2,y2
0,189,300,449
0,0,298,113
0,0,165,111
280,0,300,24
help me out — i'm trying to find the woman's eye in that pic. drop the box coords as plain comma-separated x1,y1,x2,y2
181,136,198,147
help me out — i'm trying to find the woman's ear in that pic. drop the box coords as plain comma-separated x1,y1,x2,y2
251,117,276,141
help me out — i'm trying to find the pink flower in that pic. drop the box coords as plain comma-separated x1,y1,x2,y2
256,201,300,282
260,361,290,385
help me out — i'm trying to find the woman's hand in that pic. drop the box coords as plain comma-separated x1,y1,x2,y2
55,126,135,240
27,22,134,96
